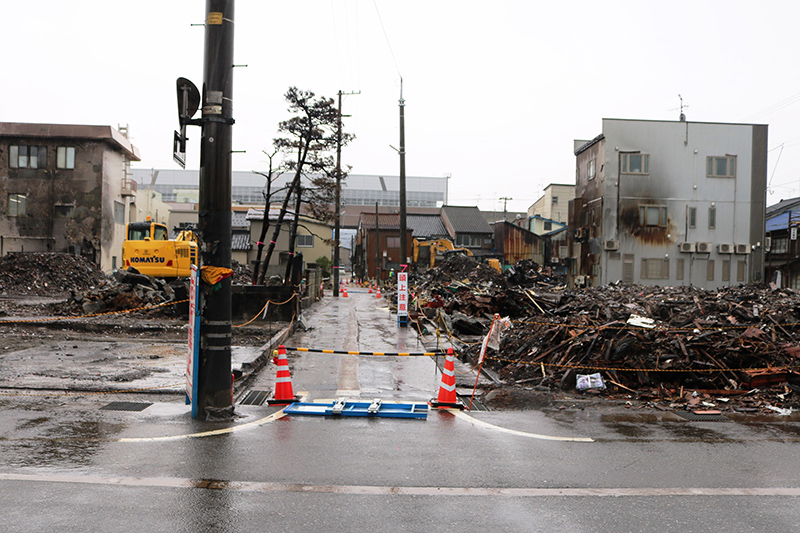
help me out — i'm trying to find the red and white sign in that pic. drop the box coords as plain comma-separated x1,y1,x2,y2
397,272,408,318
186,264,200,416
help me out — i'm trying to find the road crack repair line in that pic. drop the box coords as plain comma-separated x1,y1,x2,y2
1,472,799,497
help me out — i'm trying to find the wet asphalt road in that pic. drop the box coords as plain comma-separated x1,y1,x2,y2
1,288,800,532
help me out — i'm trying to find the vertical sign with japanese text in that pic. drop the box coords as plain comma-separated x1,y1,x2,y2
186,264,200,417
397,272,408,319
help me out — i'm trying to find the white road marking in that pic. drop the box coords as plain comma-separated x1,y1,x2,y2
451,409,594,442
1,472,797,497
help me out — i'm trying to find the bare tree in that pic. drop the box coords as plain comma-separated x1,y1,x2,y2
251,150,288,284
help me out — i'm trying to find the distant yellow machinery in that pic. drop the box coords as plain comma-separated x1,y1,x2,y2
412,238,473,268
122,218,198,277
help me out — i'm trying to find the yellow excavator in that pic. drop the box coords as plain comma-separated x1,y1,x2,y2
122,218,198,277
412,238,473,268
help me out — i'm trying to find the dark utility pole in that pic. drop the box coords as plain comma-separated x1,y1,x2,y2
197,0,235,418
334,91,342,297
398,80,408,269
333,90,359,297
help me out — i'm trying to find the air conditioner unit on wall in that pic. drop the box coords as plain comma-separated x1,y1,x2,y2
679,242,696,253
735,243,751,255
718,243,734,254
696,242,712,253
604,239,619,251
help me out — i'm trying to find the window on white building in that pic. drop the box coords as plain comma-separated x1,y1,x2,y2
621,153,650,174
706,156,736,178
641,258,669,279
639,205,667,227
296,234,314,247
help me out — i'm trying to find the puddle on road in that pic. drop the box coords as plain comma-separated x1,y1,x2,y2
2,417,126,468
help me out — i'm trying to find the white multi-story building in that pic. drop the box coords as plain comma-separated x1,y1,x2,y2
571,118,767,289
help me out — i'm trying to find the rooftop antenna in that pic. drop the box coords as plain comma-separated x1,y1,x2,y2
678,94,688,121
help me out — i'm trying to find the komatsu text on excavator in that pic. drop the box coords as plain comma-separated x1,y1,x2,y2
122,218,198,278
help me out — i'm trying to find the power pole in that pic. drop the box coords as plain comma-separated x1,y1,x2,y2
197,0,235,418
334,90,359,297
499,196,513,221
398,80,408,274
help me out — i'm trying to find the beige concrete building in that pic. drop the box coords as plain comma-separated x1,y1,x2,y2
0,122,140,272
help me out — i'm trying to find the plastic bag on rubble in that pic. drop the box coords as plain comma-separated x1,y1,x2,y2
576,373,606,391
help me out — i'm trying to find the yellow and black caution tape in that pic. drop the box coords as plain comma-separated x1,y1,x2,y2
285,346,445,357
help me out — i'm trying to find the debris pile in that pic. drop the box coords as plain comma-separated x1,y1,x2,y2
60,268,187,317
0,252,108,296
407,255,800,412
407,255,563,319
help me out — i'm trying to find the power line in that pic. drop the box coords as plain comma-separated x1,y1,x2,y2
741,91,800,122
372,0,402,78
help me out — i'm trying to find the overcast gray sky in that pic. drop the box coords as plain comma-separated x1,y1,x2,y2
3,1,798,213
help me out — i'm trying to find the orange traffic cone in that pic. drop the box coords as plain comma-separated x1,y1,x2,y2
342,285,348,297
268,345,299,405
376,286,382,298
368,285,373,293
430,348,464,409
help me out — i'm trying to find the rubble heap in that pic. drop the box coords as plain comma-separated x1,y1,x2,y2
59,268,188,317
406,255,800,411
0,252,109,296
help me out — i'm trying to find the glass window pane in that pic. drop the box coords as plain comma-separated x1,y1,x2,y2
629,155,642,173
689,207,696,227
57,147,65,168
643,155,649,173
729,157,735,176
19,146,28,168
707,157,713,176
10,146,18,168
66,147,75,169
716,158,727,176
709,207,716,228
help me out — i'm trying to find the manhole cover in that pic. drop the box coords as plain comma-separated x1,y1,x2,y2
239,390,270,406
674,410,730,422
100,401,152,412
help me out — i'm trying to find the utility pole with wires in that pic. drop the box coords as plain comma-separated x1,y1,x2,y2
398,79,408,276
334,89,359,297
499,197,513,221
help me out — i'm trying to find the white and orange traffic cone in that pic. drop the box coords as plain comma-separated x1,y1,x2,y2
368,284,373,293
342,285,348,297
267,345,300,405
376,286,382,298
430,348,464,409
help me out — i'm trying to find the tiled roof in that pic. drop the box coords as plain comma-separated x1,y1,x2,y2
359,212,401,229
232,211,250,228
406,214,447,239
232,230,252,251
441,206,493,234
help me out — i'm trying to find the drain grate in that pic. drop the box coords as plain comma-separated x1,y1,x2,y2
239,389,270,406
100,401,153,412
674,410,730,422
